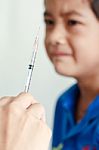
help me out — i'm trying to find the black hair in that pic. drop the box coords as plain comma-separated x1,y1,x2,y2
44,0,99,19
92,0,99,18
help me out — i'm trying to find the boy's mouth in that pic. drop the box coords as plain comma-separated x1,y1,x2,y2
51,51,73,57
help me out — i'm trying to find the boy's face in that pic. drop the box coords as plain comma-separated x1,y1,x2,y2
44,0,99,79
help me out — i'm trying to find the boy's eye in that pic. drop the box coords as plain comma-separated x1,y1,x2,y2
68,20,79,26
44,19,54,26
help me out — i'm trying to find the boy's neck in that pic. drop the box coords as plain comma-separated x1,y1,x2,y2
75,76,99,122
78,76,99,103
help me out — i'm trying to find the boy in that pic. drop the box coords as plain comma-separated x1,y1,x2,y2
44,0,99,149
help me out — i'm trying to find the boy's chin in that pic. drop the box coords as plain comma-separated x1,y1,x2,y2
54,65,76,78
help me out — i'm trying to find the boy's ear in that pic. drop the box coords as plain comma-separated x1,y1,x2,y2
92,0,99,18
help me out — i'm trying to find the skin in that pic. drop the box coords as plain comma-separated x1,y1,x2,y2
44,0,99,120
0,93,51,150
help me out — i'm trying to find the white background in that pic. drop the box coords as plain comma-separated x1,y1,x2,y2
0,0,76,132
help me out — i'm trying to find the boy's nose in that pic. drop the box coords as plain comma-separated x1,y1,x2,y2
49,24,68,46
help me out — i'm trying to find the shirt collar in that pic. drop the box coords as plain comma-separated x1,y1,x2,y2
62,84,99,140
62,84,80,112
63,84,99,117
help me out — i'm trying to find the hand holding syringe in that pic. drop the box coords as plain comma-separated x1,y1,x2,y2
24,28,40,93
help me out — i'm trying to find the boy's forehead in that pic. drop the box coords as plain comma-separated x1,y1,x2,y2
45,0,90,14
45,0,89,6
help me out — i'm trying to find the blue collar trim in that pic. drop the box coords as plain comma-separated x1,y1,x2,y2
62,84,99,140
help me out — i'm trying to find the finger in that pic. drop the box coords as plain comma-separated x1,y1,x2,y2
0,96,14,107
27,103,46,122
10,92,38,110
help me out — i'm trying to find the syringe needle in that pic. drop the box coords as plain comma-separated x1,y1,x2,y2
24,28,39,93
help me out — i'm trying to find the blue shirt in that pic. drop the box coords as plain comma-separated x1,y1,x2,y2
52,84,99,150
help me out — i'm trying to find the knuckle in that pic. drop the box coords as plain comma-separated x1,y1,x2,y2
0,96,10,101
47,126,52,137
0,96,14,108
8,101,23,116
17,92,31,98
39,121,52,137
17,92,37,103
8,102,19,113
37,103,45,114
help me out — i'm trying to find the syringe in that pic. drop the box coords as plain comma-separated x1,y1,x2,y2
24,28,40,93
